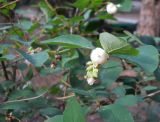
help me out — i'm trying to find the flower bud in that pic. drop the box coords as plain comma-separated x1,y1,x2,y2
34,47,42,53
87,77,96,85
106,2,118,14
90,48,108,65
55,54,62,61
86,61,93,66
50,61,57,68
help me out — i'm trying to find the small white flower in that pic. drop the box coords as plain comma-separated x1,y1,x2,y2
24,59,31,66
106,2,118,14
90,48,108,65
87,77,96,85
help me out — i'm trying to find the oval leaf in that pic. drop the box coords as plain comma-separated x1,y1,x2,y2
99,61,123,87
63,97,85,122
0,54,16,61
118,0,132,12
117,45,159,73
99,104,134,122
16,49,49,67
72,0,90,10
115,95,140,107
99,32,138,55
45,115,63,122
41,35,94,49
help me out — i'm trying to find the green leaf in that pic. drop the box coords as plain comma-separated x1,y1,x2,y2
111,44,139,55
69,88,94,98
117,45,159,73
41,35,94,49
99,32,138,55
99,61,123,87
62,50,79,67
72,0,90,10
40,67,62,77
6,2,16,10
45,115,63,122
16,20,33,30
123,31,143,45
10,35,33,46
97,11,115,20
99,104,134,122
0,102,28,110
115,95,140,106
40,107,61,117
143,86,158,91
18,63,28,71
39,1,55,21
0,54,15,61
84,9,92,20
0,0,6,2
63,97,86,122
90,0,103,8
154,67,160,81
8,89,34,100
69,16,84,24
0,44,12,55
24,67,33,81
0,80,14,91
118,0,132,12
112,86,126,97
16,49,49,67
0,114,5,122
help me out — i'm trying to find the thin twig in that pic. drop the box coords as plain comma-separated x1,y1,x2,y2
0,0,20,9
44,0,56,14
0,92,47,104
144,90,160,99
81,33,99,37
54,94,75,100
0,92,75,105
63,81,71,87
58,49,71,54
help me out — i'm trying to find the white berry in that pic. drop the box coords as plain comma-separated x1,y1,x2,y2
87,77,96,85
106,2,118,14
90,48,108,65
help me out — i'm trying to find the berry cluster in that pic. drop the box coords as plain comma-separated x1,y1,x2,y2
85,48,109,85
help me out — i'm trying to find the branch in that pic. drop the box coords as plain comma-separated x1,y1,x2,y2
1,61,9,80
12,65,17,81
0,0,20,9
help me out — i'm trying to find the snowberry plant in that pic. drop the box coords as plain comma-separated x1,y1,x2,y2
0,0,160,122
